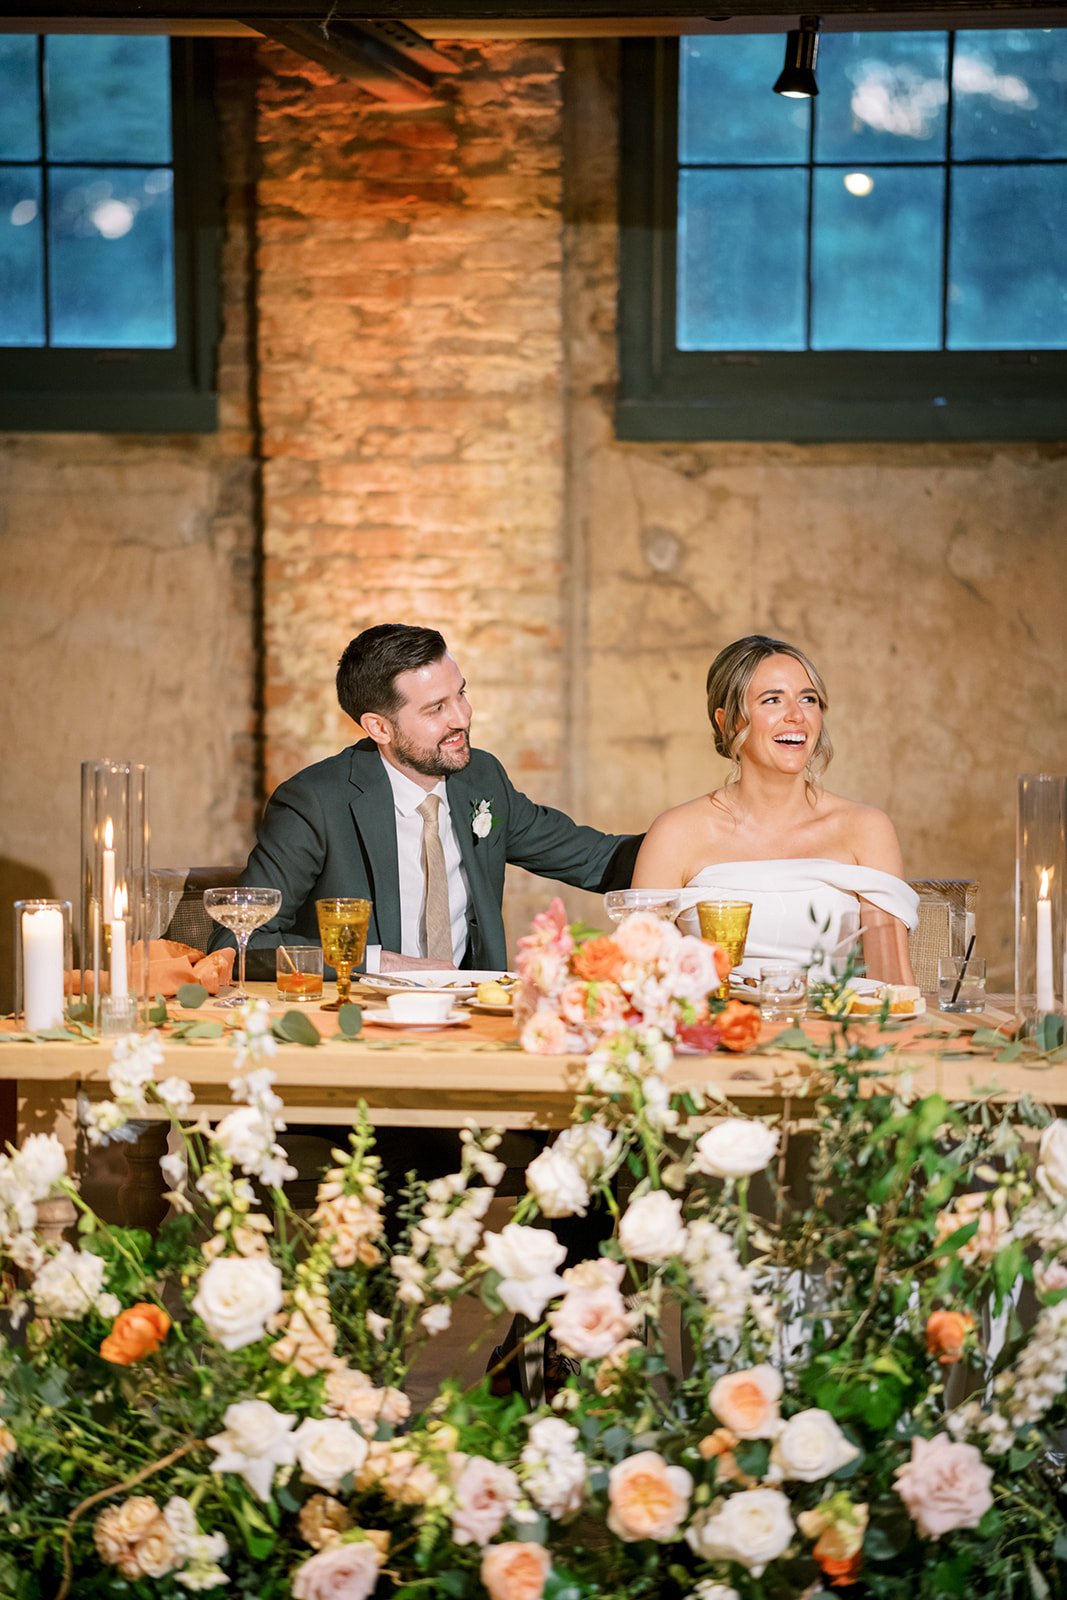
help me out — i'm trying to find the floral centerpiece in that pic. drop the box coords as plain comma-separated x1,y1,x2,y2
1,907,1067,1599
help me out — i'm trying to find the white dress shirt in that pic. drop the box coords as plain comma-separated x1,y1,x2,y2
364,754,472,971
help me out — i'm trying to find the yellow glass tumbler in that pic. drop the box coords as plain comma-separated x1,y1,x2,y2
315,897,372,1009
696,899,752,999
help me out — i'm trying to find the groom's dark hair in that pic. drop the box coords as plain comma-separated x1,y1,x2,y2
337,624,448,723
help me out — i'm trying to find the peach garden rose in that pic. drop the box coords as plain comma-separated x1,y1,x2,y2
709,1364,783,1439
481,1541,552,1600
606,1450,693,1542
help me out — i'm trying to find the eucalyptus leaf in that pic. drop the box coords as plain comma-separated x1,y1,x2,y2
176,983,209,1010
272,1010,322,1047
31,1028,77,1042
995,1042,1025,1062
148,995,168,1023
338,1001,363,1038
182,1019,224,1040
771,1025,810,1050
1036,1013,1066,1052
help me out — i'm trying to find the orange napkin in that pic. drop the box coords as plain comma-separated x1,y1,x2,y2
68,940,235,998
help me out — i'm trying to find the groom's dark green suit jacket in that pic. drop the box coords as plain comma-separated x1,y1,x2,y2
216,740,641,977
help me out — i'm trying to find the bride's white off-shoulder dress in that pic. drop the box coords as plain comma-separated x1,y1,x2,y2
674,859,919,979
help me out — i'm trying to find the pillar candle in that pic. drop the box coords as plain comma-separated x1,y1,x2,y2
110,886,128,1002
102,817,115,920
1036,869,1054,1014
22,907,65,1030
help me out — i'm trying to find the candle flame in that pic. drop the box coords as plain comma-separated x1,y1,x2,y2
1039,868,1051,900
104,817,114,850
113,885,127,920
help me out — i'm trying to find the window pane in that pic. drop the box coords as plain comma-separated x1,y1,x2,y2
953,30,1067,160
48,166,175,348
0,168,44,345
680,36,808,164
678,168,807,350
44,38,172,164
815,32,948,163
812,167,943,349
0,38,40,160
949,165,1067,349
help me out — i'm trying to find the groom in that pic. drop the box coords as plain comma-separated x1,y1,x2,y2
214,623,640,978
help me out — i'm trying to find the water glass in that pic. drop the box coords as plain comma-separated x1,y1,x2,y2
276,945,324,1003
759,963,807,1023
938,955,987,1014
604,889,680,923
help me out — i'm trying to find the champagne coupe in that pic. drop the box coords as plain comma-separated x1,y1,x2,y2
203,886,282,1009
604,889,681,924
696,899,753,1000
316,897,372,1011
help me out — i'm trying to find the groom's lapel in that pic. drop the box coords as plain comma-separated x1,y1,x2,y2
447,766,494,936
347,744,402,954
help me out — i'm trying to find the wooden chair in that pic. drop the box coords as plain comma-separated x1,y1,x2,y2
150,865,244,950
907,878,978,993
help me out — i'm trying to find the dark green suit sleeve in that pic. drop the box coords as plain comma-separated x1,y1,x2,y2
489,757,641,891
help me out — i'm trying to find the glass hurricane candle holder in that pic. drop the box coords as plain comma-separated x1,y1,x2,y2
1015,773,1066,1032
15,899,72,1032
80,760,150,1030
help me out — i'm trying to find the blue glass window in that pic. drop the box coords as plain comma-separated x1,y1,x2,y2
676,29,1067,354
0,36,175,350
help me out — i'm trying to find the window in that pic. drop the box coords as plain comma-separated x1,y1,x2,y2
618,33,1067,441
0,36,219,432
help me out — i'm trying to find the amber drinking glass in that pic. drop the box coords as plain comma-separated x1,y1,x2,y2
696,899,752,999
315,898,372,1009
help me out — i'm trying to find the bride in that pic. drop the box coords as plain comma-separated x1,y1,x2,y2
631,635,918,985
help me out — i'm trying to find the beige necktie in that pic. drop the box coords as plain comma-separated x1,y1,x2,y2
416,793,453,962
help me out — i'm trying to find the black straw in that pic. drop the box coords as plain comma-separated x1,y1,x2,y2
950,931,977,1005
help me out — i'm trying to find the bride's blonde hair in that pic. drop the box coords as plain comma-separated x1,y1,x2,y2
706,634,833,786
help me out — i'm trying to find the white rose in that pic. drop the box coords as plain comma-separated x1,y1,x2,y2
11,1133,67,1201
293,1418,369,1493
192,1255,283,1351
31,1244,107,1320
473,805,494,840
207,1399,297,1502
770,1409,859,1482
477,1224,567,1321
685,1487,794,1576
618,1190,686,1264
691,1119,779,1180
1037,1121,1067,1200
526,1148,591,1218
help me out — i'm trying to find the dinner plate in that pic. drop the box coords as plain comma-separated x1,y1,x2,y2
360,1008,470,1029
356,970,509,1001
467,1001,515,1016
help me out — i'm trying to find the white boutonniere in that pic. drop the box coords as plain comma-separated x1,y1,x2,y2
471,798,497,840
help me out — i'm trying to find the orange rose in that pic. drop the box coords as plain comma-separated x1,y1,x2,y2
926,1309,974,1366
480,1541,551,1600
571,937,627,984
710,943,733,984
715,999,762,1053
817,1549,863,1587
100,1303,171,1365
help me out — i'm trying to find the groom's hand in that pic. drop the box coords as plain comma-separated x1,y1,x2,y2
379,951,458,973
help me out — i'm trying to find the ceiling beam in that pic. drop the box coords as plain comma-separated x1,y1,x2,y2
249,17,457,100
5,0,1064,20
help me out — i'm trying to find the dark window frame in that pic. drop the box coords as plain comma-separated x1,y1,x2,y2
0,38,220,434
617,36,1067,443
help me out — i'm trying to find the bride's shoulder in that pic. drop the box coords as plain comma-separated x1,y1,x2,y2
646,793,716,832
830,795,905,874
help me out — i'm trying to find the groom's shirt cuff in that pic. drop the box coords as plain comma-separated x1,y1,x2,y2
364,944,382,974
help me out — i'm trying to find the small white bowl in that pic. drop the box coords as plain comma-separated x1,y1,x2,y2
386,991,456,1024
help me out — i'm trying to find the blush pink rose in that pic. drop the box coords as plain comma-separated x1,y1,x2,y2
893,1434,994,1539
548,1284,633,1359
614,913,680,966
520,1011,573,1056
480,1541,552,1600
451,1456,521,1547
291,1540,380,1600
516,948,567,996
517,899,574,959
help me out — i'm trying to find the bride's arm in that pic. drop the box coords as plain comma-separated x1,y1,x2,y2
852,807,916,986
631,811,691,889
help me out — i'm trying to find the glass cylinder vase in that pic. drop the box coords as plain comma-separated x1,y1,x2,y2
14,899,72,1031
79,760,150,1031
1015,773,1066,1031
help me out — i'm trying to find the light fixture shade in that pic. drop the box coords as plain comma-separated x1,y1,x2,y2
774,18,820,98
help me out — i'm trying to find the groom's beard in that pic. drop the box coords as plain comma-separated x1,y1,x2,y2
391,727,471,780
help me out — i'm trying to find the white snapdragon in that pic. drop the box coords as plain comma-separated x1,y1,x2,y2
521,1417,587,1520
683,1219,752,1344
163,1498,229,1592
207,1400,298,1502
31,1243,110,1320
553,1121,619,1181
10,1134,67,1201
994,1299,1067,1432
156,1077,196,1117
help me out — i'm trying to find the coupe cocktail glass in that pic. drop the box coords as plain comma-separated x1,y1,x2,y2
203,886,282,1009
315,897,372,1010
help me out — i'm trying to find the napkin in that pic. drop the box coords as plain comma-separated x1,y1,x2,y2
68,940,235,998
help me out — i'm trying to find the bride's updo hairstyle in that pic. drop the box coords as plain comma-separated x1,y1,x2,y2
707,634,833,784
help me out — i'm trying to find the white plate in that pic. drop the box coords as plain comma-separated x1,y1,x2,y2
360,1007,470,1029
356,969,509,1001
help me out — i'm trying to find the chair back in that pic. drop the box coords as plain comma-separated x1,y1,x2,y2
150,866,243,953
907,878,978,993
